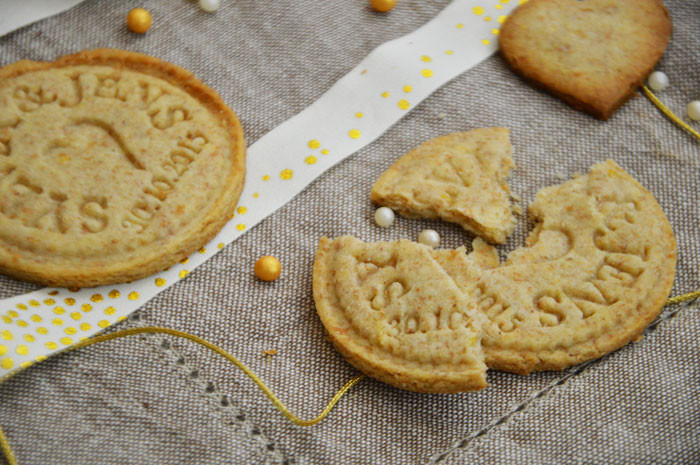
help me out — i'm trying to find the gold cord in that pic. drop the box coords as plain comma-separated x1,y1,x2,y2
663,290,700,306
642,85,700,142
1,290,699,464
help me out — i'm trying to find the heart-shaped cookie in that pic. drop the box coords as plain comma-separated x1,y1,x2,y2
499,0,672,120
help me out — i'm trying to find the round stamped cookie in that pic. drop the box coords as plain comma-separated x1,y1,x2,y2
473,160,677,374
0,49,245,287
313,236,487,393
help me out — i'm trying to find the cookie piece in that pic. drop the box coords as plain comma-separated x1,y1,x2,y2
499,0,672,120
0,49,245,287
444,160,677,374
371,128,514,244
313,236,487,393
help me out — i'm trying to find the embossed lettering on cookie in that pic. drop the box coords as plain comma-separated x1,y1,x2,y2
0,49,246,287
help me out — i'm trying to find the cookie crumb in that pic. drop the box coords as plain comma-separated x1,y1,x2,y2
262,349,278,356
512,204,523,215
437,113,446,120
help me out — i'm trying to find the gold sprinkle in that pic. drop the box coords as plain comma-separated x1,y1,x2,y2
45,342,58,350
128,292,139,300
104,307,116,315
70,312,82,321
421,69,434,78
155,278,166,287
179,270,190,279
20,361,32,369
1,330,13,341
482,39,491,45
117,316,127,322
495,4,503,9
43,299,55,305
15,304,27,310
308,139,321,149
381,91,390,98
1,358,13,370
484,16,491,21
60,337,73,346
16,345,29,356
53,307,65,315
420,55,432,62
0,316,10,324
98,320,110,328
29,300,40,307
180,257,189,265
36,327,48,335
446,50,454,55
16,320,27,328
321,149,330,155
305,155,317,165
23,334,35,343
492,28,500,35
456,23,464,28
35,355,47,362
108,291,119,299
355,112,364,118
473,6,484,15
80,323,92,331
65,298,76,306
348,129,361,139
7,310,18,318
262,174,270,181
81,304,92,312
198,247,206,254
252,192,260,198
237,206,247,214
90,294,103,303
403,85,412,93
398,99,410,110
52,318,63,326
64,327,77,335
280,168,293,180
498,15,507,23
236,224,246,231
217,243,225,249
0,346,5,356
31,315,42,322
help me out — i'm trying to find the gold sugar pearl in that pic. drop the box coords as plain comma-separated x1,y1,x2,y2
370,0,397,12
127,8,152,34
254,256,282,282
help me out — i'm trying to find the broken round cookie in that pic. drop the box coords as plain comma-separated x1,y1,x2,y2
314,160,676,390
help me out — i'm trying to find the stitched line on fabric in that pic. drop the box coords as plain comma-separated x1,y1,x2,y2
427,297,700,464
132,312,288,464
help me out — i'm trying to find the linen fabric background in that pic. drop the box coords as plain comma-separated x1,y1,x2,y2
1,1,699,463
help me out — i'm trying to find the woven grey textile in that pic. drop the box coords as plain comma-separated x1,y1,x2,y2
1,0,699,464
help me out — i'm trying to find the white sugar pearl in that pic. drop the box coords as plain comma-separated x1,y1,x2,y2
199,0,220,13
687,101,700,121
418,229,440,248
647,71,669,91
374,207,395,228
